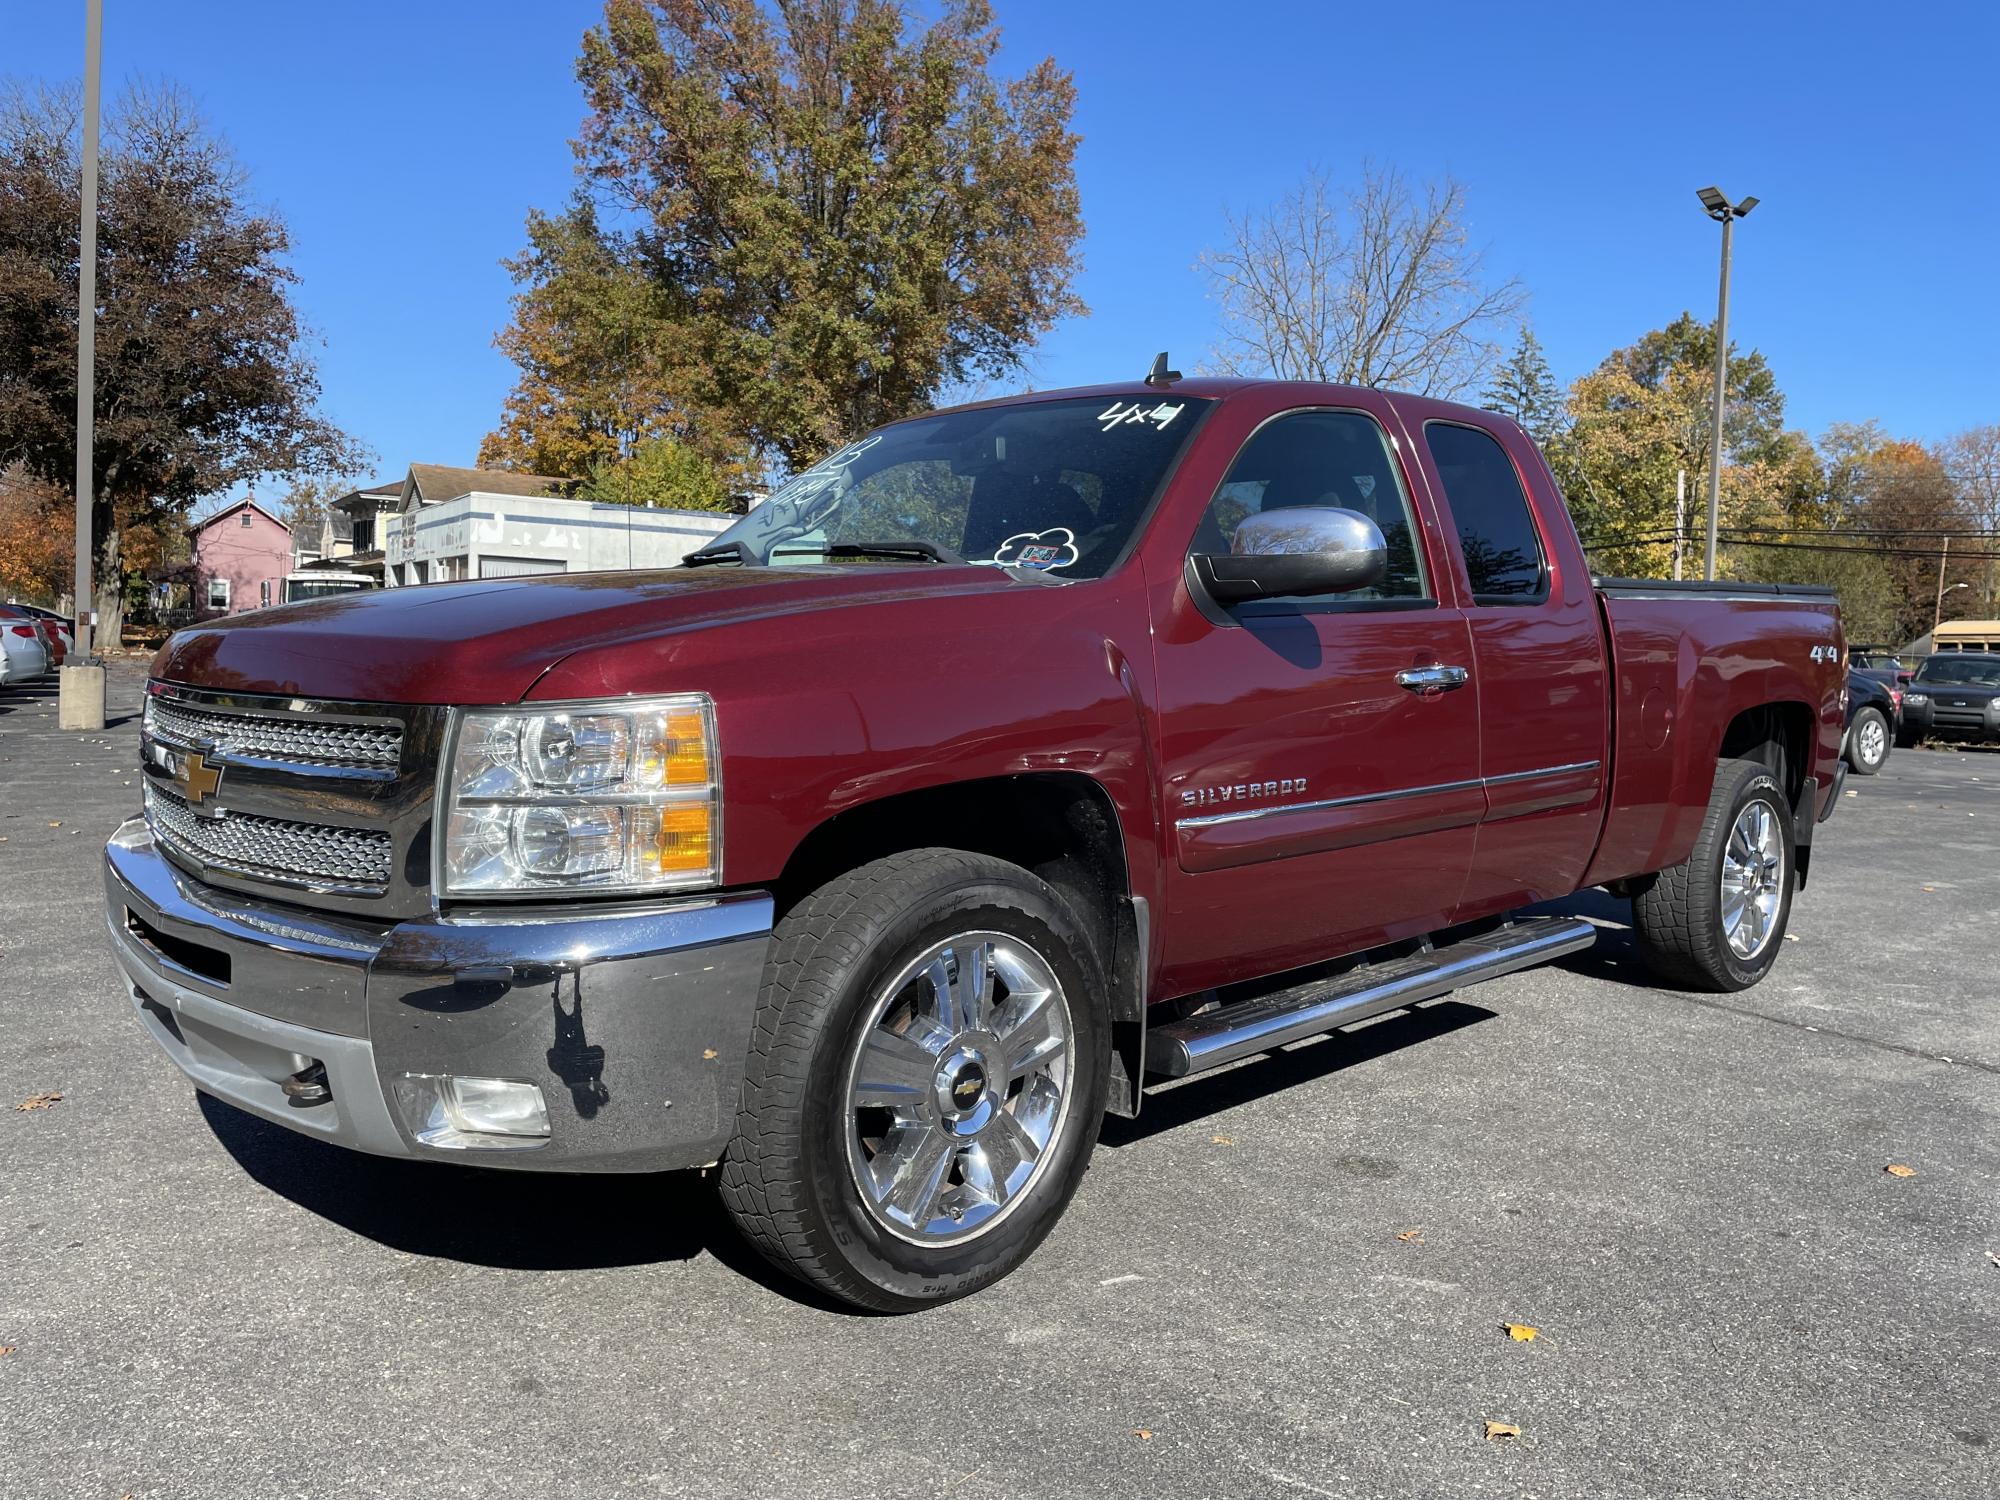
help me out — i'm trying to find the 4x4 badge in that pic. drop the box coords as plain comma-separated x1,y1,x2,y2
174,750,223,806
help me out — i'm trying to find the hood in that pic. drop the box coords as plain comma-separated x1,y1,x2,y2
153,564,1025,703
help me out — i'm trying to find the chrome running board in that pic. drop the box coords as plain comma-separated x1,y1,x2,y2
1144,916,1596,1080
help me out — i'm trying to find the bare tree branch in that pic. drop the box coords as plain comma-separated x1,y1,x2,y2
1199,163,1526,398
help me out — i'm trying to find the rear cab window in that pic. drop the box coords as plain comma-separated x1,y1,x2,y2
1422,421,1549,605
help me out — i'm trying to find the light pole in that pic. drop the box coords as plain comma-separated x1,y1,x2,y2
1697,186,1758,581
59,0,107,731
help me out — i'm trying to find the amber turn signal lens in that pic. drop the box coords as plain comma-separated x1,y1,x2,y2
640,710,711,787
648,803,712,873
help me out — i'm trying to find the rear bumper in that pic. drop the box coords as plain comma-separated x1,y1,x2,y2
104,817,773,1172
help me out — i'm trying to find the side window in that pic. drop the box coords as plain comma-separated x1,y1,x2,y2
1424,422,1548,604
1193,410,1428,603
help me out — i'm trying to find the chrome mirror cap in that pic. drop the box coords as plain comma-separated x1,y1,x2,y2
1195,507,1388,603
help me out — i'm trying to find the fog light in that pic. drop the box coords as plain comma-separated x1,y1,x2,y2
392,1073,551,1151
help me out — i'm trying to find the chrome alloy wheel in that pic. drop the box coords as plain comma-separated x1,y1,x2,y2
1856,714,1887,766
842,931,1074,1246
1720,800,1785,959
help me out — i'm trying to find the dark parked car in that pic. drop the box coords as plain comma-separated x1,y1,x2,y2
1843,670,1897,775
1849,650,1912,690
1899,653,2000,746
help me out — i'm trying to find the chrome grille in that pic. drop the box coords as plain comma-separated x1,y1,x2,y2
147,696,402,769
145,783,395,892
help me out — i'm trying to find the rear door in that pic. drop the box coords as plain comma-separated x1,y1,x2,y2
1150,397,1482,996
1397,411,1608,918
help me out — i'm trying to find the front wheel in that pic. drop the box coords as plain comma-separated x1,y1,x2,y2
719,849,1109,1311
1631,758,1796,992
1846,707,1890,775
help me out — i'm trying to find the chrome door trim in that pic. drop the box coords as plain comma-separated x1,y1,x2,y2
1481,759,1602,788
1176,759,1601,830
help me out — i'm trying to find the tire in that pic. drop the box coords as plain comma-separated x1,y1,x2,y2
719,849,1110,1311
1631,758,1796,992
1846,707,1890,775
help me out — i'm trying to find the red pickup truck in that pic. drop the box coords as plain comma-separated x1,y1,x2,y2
106,373,1845,1310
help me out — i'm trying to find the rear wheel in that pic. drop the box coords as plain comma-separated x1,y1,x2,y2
1846,707,1889,775
719,849,1109,1311
1631,758,1795,992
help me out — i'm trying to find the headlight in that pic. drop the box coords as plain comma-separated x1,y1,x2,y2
1904,693,1928,706
437,695,720,897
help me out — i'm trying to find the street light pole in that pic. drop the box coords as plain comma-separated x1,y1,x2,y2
59,0,107,731
75,0,102,656
1697,186,1758,582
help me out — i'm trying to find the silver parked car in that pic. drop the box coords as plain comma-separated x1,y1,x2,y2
0,607,53,687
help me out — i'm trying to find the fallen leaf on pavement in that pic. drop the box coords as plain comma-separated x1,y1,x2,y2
1396,1229,1424,1244
1211,1135,1235,1146
701,1049,717,1060
1131,1428,1153,1441
15,1093,62,1111
0,1346,16,1357
1502,1322,1539,1342
1483,1420,1521,1441
1884,1164,1917,1178
1985,1250,1999,1269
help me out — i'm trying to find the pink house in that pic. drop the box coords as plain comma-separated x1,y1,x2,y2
192,498,293,615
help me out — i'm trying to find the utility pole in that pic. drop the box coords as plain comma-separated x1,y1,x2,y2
59,0,107,731
1672,468,1687,581
1697,187,1758,581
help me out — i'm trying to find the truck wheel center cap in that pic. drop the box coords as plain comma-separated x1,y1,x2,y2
936,1049,994,1133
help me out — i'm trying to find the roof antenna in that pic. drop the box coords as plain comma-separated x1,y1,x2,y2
1144,351,1181,387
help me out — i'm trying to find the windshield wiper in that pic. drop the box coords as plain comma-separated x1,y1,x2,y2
770,540,967,565
680,541,760,568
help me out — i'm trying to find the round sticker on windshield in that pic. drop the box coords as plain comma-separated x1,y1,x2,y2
994,528,1079,571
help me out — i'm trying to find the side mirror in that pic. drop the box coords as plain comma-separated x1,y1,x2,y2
1192,507,1388,604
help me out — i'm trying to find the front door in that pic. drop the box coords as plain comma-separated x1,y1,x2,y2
1150,402,1482,998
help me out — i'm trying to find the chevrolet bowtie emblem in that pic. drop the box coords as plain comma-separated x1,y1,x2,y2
175,750,223,806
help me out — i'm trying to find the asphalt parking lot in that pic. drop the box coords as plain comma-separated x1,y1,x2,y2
2,660,1996,1499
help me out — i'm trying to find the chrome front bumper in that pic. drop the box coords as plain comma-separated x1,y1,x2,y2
104,817,773,1171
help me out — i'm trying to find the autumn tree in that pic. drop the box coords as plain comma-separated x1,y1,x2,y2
1200,163,1526,397
1546,313,1820,579
1482,326,1564,443
0,466,74,603
0,82,362,640
577,435,740,511
483,0,1085,479
1849,439,1979,641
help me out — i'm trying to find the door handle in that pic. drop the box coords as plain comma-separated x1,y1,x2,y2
1395,664,1470,694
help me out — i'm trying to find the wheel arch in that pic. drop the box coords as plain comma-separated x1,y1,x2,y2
1715,699,1816,885
772,772,1149,1115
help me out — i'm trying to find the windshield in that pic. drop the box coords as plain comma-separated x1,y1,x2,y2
1915,654,2000,686
706,394,1212,578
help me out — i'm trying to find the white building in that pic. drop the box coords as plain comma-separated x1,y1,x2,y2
381,464,735,586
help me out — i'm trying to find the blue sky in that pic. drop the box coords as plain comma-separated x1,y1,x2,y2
7,0,1997,495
